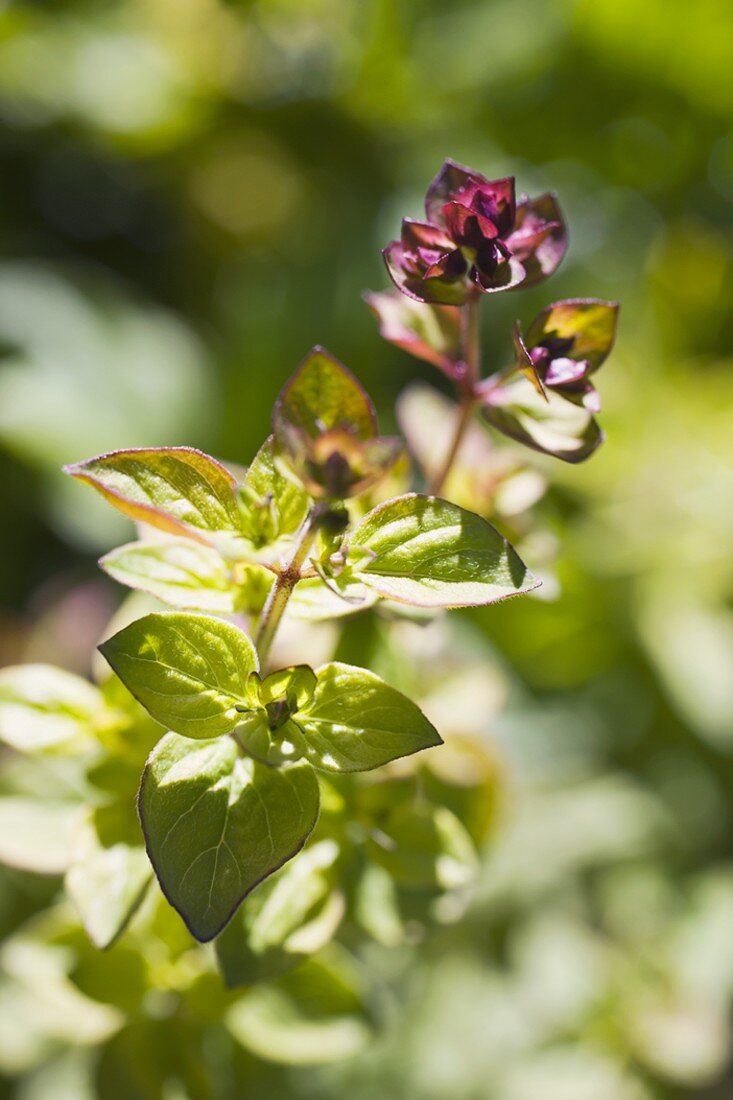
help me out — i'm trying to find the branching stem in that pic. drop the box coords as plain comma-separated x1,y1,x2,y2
254,507,321,665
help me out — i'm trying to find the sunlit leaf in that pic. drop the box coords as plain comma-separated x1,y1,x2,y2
238,435,309,547
350,493,539,607
525,298,619,371
482,377,604,463
65,447,243,543
273,346,376,442
139,733,320,941
101,539,236,612
98,612,258,740
295,662,442,773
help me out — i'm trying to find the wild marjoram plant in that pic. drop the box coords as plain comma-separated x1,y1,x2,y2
1,160,618,980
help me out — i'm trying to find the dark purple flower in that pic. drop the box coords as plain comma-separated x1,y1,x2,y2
383,159,567,305
383,220,472,305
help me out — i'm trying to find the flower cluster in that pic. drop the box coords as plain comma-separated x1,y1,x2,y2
384,159,566,304
372,158,618,463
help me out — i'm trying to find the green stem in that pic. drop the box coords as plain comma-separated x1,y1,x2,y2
429,295,481,497
254,508,320,666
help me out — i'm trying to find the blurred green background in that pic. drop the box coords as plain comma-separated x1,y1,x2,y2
1,0,732,1097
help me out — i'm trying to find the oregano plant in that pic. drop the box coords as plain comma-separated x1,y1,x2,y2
0,158,618,986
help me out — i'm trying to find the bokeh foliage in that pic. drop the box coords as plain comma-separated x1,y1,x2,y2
1,0,732,1098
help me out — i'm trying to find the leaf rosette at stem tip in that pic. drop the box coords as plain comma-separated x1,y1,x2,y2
480,298,619,462
97,611,442,774
382,158,567,304
273,346,402,499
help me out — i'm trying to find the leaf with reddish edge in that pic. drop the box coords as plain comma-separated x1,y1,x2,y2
64,447,243,544
100,539,236,612
507,193,567,288
349,493,539,608
273,346,376,443
274,348,401,499
525,299,619,371
363,290,463,379
482,377,604,463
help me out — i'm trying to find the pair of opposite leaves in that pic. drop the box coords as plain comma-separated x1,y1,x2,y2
68,350,539,941
100,610,444,942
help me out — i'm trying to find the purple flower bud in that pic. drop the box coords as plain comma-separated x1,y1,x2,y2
480,299,619,462
383,159,568,304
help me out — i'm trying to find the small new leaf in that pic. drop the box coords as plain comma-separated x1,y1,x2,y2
239,436,309,547
139,733,320,941
349,494,539,607
294,662,442,773
274,347,376,442
64,447,243,543
99,612,259,739
101,539,236,613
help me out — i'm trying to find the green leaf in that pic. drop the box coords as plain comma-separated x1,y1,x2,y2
66,813,152,950
101,539,236,612
64,447,243,543
215,839,344,986
238,436,309,546
98,612,259,740
0,664,111,753
350,493,539,607
225,946,373,1064
482,377,603,463
365,803,478,890
291,662,442,773
273,347,376,441
139,734,320,941
0,797,83,874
